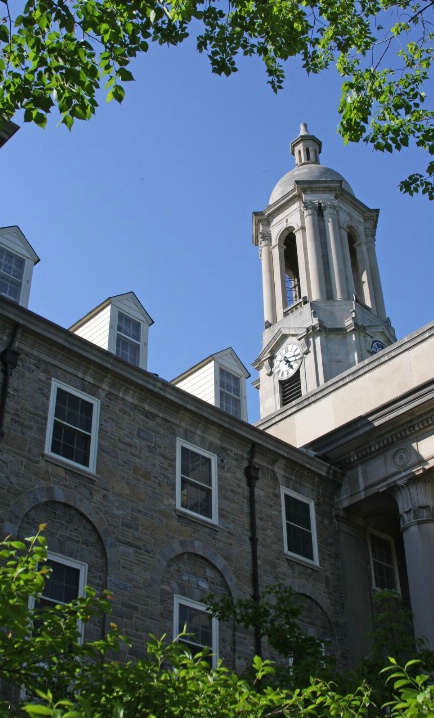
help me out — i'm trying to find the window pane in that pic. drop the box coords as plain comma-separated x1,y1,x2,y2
55,389,93,433
181,447,212,487
220,368,240,397
220,391,241,418
0,248,24,302
43,560,81,604
370,534,397,590
284,493,314,561
116,336,140,366
178,602,213,663
181,477,212,518
52,423,90,466
117,313,141,342
285,494,311,531
0,247,24,280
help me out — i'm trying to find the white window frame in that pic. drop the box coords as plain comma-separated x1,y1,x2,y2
45,380,100,473
176,439,218,524
173,595,218,668
108,307,147,370
214,364,247,421
0,245,33,306
281,487,319,565
368,529,401,593
218,366,242,419
29,552,88,641
114,310,142,367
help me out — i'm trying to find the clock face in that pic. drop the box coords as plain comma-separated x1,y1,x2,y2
273,343,303,380
371,340,386,354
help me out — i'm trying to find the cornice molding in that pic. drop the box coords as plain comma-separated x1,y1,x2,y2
335,411,434,470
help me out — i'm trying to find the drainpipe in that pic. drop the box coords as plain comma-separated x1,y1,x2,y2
244,443,262,657
0,325,21,441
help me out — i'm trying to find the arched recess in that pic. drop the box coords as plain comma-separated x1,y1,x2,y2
151,540,240,669
4,485,119,577
347,228,364,300
280,228,301,308
287,579,343,663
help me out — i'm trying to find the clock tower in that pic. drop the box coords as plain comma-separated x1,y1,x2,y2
253,123,396,419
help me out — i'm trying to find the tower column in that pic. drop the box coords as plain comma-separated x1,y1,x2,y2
303,202,327,300
323,202,346,300
259,224,276,326
393,477,434,650
339,223,353,297
354,239,376,311
366,230,387,320
294,225,308,299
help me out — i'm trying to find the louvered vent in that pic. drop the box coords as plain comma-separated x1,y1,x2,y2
280,371,302,406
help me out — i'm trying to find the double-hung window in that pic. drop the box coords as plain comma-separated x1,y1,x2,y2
30,553,87,639
176,439,217,523
219,368,241,419
281,487,318,564
173,595,218,667
116,312,141,367
368,530,400,592
0,246,25,303
45,380,100,473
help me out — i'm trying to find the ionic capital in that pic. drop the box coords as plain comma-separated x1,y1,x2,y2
393,477,434,530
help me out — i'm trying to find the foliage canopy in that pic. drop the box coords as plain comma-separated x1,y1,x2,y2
0,530,433,718
0,0,433,196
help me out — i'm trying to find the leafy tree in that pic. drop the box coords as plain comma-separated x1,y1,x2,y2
0,0,432,196
206,583,336,689
0,529,376,718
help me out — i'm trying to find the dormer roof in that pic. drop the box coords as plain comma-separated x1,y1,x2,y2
172,347,250,384
70,291,154,332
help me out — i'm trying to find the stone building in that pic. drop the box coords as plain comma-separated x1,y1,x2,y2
0,120,433,670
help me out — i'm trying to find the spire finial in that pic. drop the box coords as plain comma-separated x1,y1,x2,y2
300,122,309,135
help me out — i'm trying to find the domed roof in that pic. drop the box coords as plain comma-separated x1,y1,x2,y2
269,163,354,205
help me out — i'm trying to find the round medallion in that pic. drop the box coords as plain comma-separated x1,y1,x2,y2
393,447,411,468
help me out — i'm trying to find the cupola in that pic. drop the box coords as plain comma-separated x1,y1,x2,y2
290,122,322,166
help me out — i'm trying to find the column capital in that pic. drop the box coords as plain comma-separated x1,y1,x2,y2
322,200,339,215
302,200,319,217
393,477,434,530
259,229,272,247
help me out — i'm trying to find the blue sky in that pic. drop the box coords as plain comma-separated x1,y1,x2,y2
1,36,433,422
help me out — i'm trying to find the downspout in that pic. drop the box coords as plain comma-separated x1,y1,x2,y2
244,443,262,657
0,325,21,442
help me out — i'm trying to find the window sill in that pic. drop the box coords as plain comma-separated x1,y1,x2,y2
175,508,220,531
283,552,322,571
43,453,98,481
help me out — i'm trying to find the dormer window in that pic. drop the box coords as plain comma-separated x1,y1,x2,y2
116,312,141,366
219,367,241,418
0,247,25,303
70,292,153,371
0,226,39,308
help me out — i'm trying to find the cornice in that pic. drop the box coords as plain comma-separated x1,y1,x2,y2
334,410,434,470
0,297,335,480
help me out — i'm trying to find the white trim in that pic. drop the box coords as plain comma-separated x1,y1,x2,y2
367,529,401,593
176,438,218,524
280,486,319,565
214,364,248,421
108,306,148,370
45,380,100,473
173,595,218,668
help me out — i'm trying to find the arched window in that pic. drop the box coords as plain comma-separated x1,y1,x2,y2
306,147,310,161
283,232,300,306
347,231,363,299
298,150,302,164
